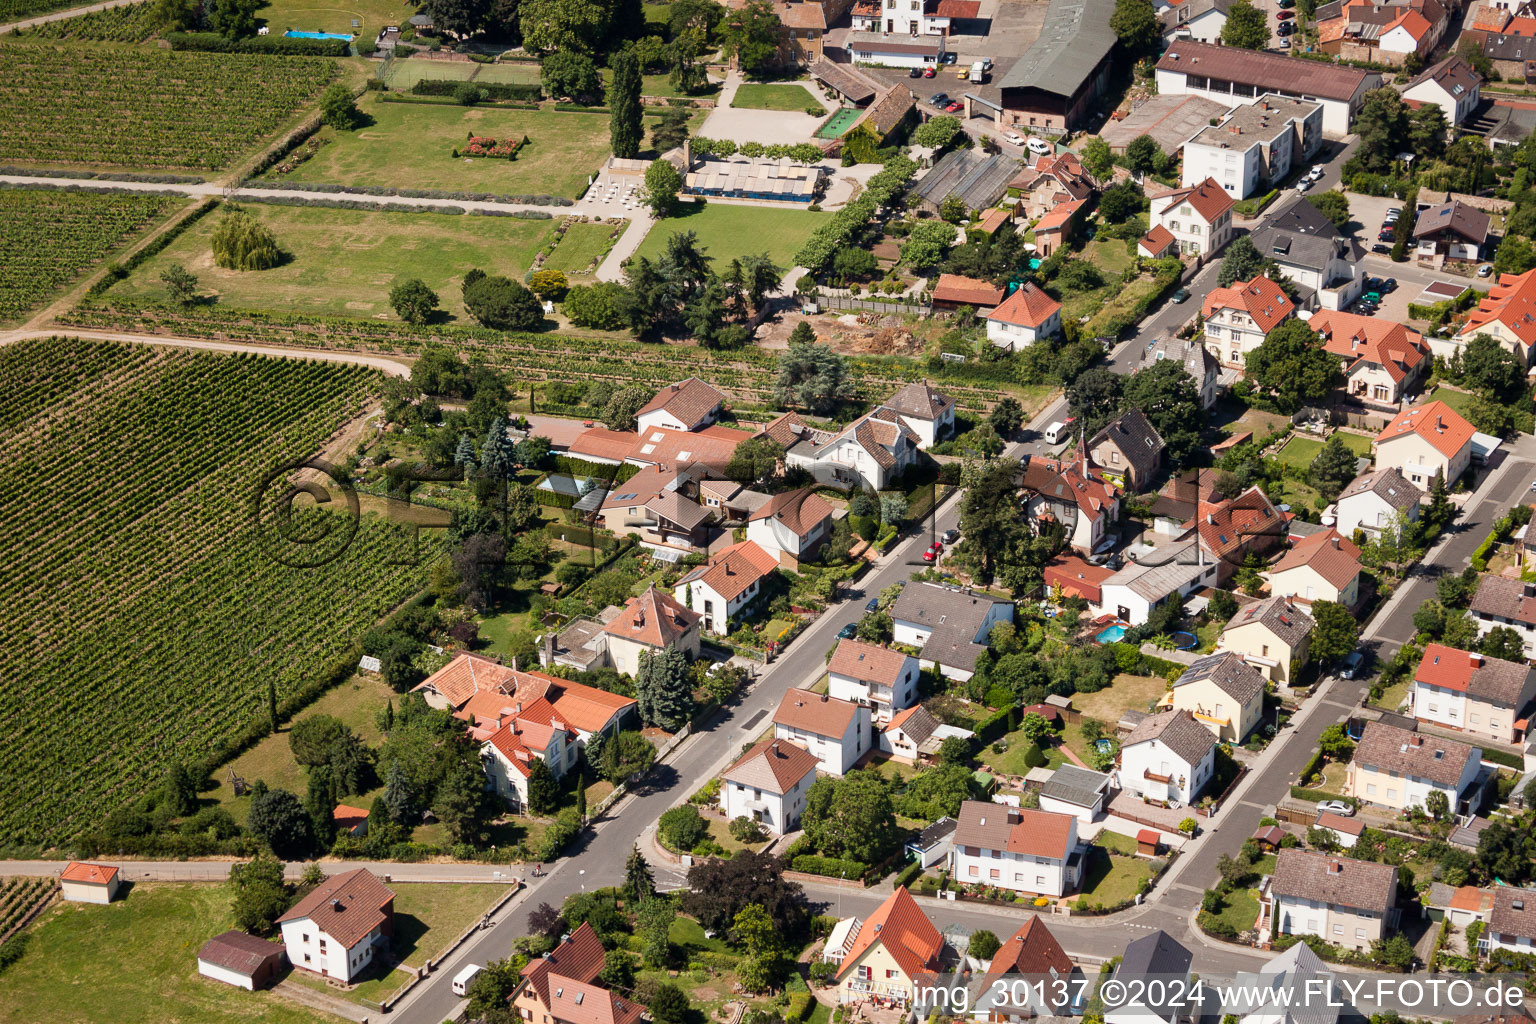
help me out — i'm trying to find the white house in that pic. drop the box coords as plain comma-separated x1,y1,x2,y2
1410,643,1536,745
1201,273,1295,370
1470,574,1536,659
827,637,921,723
883,381,955,448
1402,55,1482,126
1159,0,1233,43
1020,453,1122,556
1346,720,1482,816
746,487,834,569
1265,850,1399,952
197,931,287,991
1098,546,1222,626
773,688,871,775
277,868,395,984
600,584,703,676
482,714,574,811
719,738,820,834
673,539,779,635
1147,178,1235,258
635,377,725,434
950,801,1082,897
889,582,1013,681
1117,709,1218,807
1181,94,1322,199
1373,399,1475,489
1315,311,1432,408
984,282,1062,350
1484,886,1536,956
59,862,122,904
1247,198,1365,312
1333,467,1421,541
783,410,920,493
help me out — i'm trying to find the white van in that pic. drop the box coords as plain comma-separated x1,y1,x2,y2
1043,421,1069,445
453,964,484,996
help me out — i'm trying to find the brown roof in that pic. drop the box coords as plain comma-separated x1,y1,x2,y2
602,585,701,650
549,976,647,1024
60,862,118,885
776,0,827,29
1020,453,1120,524
628,424,754,473
834,887,943,982
1408,55,1482,99
759,410,812,447
276,868,394,950
985,281,1060,328
1268,528,1362,590
1413,199,1491,244
774,688,863,736
1123,709,1217,766
1315,810,1364,835
569,427,641,463
986,917,1072,982
828,637,912,685
1156,39,1376,102
1139,224,1177,256
748,487,833,538
1225,594,1314,648
722,738,820,793
932,0,981,15
636,377,725,427
810,58,878,104
1192,486,1287,565
1471,573,1536,627
932,274,1007,307
1150,177,1235,224
852,84,917,138
198,930,285,975
1173,651,1266,708
1415,643,1533,707
1490,886,1536,941
953,800,1076,859
1352,720,1477,788
677,539,778,602
415,652,516,708
521,922,607,1005
886,704,941,747
1201,274,1294,334
1271,849,1397,912
884,381,955,422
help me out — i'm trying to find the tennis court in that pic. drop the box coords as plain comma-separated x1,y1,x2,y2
816,107,861,139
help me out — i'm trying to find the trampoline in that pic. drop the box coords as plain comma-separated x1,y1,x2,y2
816,107,861,139
1169,630,1198,650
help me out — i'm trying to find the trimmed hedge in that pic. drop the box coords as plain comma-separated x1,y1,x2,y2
1482,747,1522,770
792,853,868,878
0,166,204,184
553,454,639,483
974,705,1013,744
89,197,220,297
239,178,575,207
411,78,543,101
892,858,925,890
166,31,351,56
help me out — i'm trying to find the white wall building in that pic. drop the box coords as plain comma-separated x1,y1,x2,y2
277,869,394,985
950,801,1081,897
719,738,820,834
1181,94,1322,198
1117,710,1218,807
827,637,920,723
1332,467,1421,541
773,688,871,775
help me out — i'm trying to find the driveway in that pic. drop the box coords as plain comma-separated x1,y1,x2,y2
697,73,833,145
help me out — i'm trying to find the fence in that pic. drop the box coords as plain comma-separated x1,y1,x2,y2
814,291,930,316
378,880,524,1012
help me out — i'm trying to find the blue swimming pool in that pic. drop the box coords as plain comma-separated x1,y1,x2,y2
285,29,353,39
1028,257,1042,270
1096,623,1126,644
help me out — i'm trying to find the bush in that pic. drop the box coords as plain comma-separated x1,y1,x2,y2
165,30,350,55
563,281,628,330
211,208,281,270
892,858,924,890
791,853,868,877
728,816,767,843
659,805,708,851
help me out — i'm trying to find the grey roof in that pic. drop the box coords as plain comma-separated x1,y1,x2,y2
1226,594,1314,648
1090,408,1165,481
1116,931,1192,1021
909,815,957,849
1174,651,1266,708
1123,709,1218,766
1187,95,1321,151
1413,200,1491,244
1158,0,1234,31
1102,542,1209,602
1407,55,1482,101
1249,199,1365,273
1039,764,1111,808
1337,466,1422,513
913,149,1020,212
1271,849,1397,912
889,582,1012,672
885,381,955,422
1315,0,1343,19
998,0,1117,98
1287,519,1330,539
1352,720,1477,788
1483,33,1536,62
1230,941,1339,1024
891,704,942,746
1490,886,1536,941
1470,574,1536,627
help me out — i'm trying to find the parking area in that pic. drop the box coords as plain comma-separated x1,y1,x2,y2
1249,0,1300,51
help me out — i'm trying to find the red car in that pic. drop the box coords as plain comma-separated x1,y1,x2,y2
922,549,937,562
923,67,936,78
944,100,963,113
931,539,944,552
1277,9,1295,17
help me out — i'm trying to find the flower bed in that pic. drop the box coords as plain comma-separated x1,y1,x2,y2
458,133,526,159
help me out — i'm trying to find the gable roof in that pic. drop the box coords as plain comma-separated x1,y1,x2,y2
995,0,1117,98
1139,224,1178,257
1123,709,1218,766
1089,408,1165,479
276,868,394,949
1226,594,1314,647
1407,54,1481,98
828,637,912,685
986,918,1072,980
198,930,285,975
1337,466,1422,512
1271,849,1397,912
485,709,569,776
521,922,607,1005
885,381,956,422
888,582,1012,672
1173,651,1266,708
1201,274,1295,334
931,274,1007,308
985,281,1061,329
953,800,1076,859
1117,930,1193,1020
1352,719,1477,787
834,886,943,981
1312,311,1429,384
774,688,863,737
747,487,833,538
602,585,701,650
887,704,942,746
1414,199,1491,244
1470,573,1536,627
676,539,778,602
1150,177,1235,223
548,976,647,1024
569,427,642,464
810,58,879,104
1267,528,1362,590
759,410,812,448
1249,198,1364,272
1034,198,1086,234
1156,39,1377,102
1458,266,1536,348
722,737,820,793
1191,485,1286,563
1043,553,1115,605
1414,643,1533,707
1011,152,1095,201
637,377,724,426
415,652,518,709
1020,452,1121,524
1039,764,1111,808
1375,400,1476,460
600,464,710,531
1490,886,1536,942
855,84,917,140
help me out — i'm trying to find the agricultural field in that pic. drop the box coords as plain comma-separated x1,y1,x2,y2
270,94,611,198
0,337,438,845
632,202,830,268
26,0,163,41
0,876,54,939
0,42,337,170
0,883,333,1024
0,187,181,323
114,201,558,320
0,0,84,22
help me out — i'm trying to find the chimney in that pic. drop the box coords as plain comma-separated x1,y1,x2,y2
1327,860,1343,875
1229,124,1242,135
683,138,692,170
1206,513,1216,525
1471,652,1484,666
510,656,518,671
1525,582,1536,599
331,898,342,910
1331,535,1341,549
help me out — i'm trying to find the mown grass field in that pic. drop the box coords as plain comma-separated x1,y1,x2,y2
115,202,558,321
256,0,405,41
731,82,817,110
541,221,621,276
633,202,830,268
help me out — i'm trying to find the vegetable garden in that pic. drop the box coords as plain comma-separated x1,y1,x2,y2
0,188,179,323
0,337,438,845
0,43,337,169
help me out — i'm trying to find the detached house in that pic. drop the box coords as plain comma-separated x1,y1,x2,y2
1346,720,1482,815
1166,650,1266,743
601,585,702,675
1118,709,1218,806
415,654,637,749
1188,485,1288,587
1105,931,1193,1024
1141,335,1220,409
636,377,725,434
1470,575,1536,659
277,868,394,984
1020,452,1122,555
1147,177,1235,258
1373,399,1476,488
746,487,834,569
1412,643,1536,744
1262,528,1363,608
951,801,1082,897
673,539,779,635
973,919,1079,1021
1402,55,1483,125
884,381,955,448
599,464,713,556
985,282,1062,349
720,738,819,834
1088,408,1165,491
1455,265,1536,366
1247,198,1365,311
511,923,607,1022
889,581,1014,681
1219,594,1314,685
882,704,976,763
1201,273,1295,370
783,408,919,492
1334,467,1422,541
773,689,871,775
1413,199,1491,265
834,886,944,1006
1265,849,1399,952
1313,311,1430,408
1009,151,1096,219
1484,886,1536,956
482,712,574,810
827,637,921,722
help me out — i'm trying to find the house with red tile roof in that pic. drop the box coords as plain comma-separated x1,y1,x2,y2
746,487,835,569
1183,485,1287,586
1044,553,1116,606
1318,0,1448,65
978,918,1078,1021
567,426,642,466
333,804,370,837
1312,310,1430,407
827,637,921,722
834,886,945,1005
1201,274,1295,369
931,274,1007,312
673,539,779,635
1009,151,1096,219
984,282,1062,350
599,463,712,556
1030,198,1086,258
773,688,871,774
636,378,726,434
512,924,623,1024
60,862,121,904
1411,642,1536,744
1020,451,1122,555
482,709,576,810
1138,223,1178,259
413,653,637,747
1455,266,1536,365
720,738,820,834
951,800,1082,896
1373,399,1476,488
1262,528,1362,607
602,585,702,675
1148,177,1235,258
278,868,395,983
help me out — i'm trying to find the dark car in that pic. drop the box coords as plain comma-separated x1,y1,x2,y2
1170,287,1190,303
942,528,960,544
1383,277,1398,292
909,67,922,78
837,623,857,639
929,92,950,106
1276,20,1294,34
865,597,880,613
1371,243,1391,254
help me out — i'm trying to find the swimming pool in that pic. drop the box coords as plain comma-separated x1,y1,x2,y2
1095,623,1126,644
285,29,353,39
1028,258,1042,270
538,472,593,498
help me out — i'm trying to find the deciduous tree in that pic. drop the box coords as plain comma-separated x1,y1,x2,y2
1245,319,1340,413
1221,0,1269,48
390,279,439,323
543,51,601,101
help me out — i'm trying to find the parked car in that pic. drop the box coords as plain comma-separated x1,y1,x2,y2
1277,0,1295,7
942,528,960,544
909,67,922,78
929,92,950,106
1319,800,1355,816
1296,178,1312,193
944,101,964,113
1027,137,1053,156
931,539,944,552
865,597,880,613
1382,277,1397,292
1278,9,1295,18
1478,263,1495,277
923,67,936,78
1280,36,1291,46
837,622,857,639
1308,164,1324,180
1371,243,1391,254
922,548,937,563
1385,206,1402,221
1277,19,1294,33
1339,651,1366,679
1171,287,1190,303
1003,131,1026,146
955,63,971,78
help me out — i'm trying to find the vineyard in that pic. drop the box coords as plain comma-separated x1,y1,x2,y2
0,337,438,845
0,0,81,22
0,188,179,323
26,2,163,42
0,878,55,941
0,43,337,169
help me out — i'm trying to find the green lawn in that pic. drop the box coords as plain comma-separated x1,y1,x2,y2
257,0,407,44
731,82,818,111
1431,387,1478,417
383,61,543,91
1201,887,1260,935
600,67,721,99
0,884,332,1024
633,202,830,268
274,94,613,198
1078,852,1153,907
1095,830,1138,855
113,202,557,322
1333,431,1374,457
980,729,1066,777
1374,676,1411,712
1274,436,1325,471
543,220,622,276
